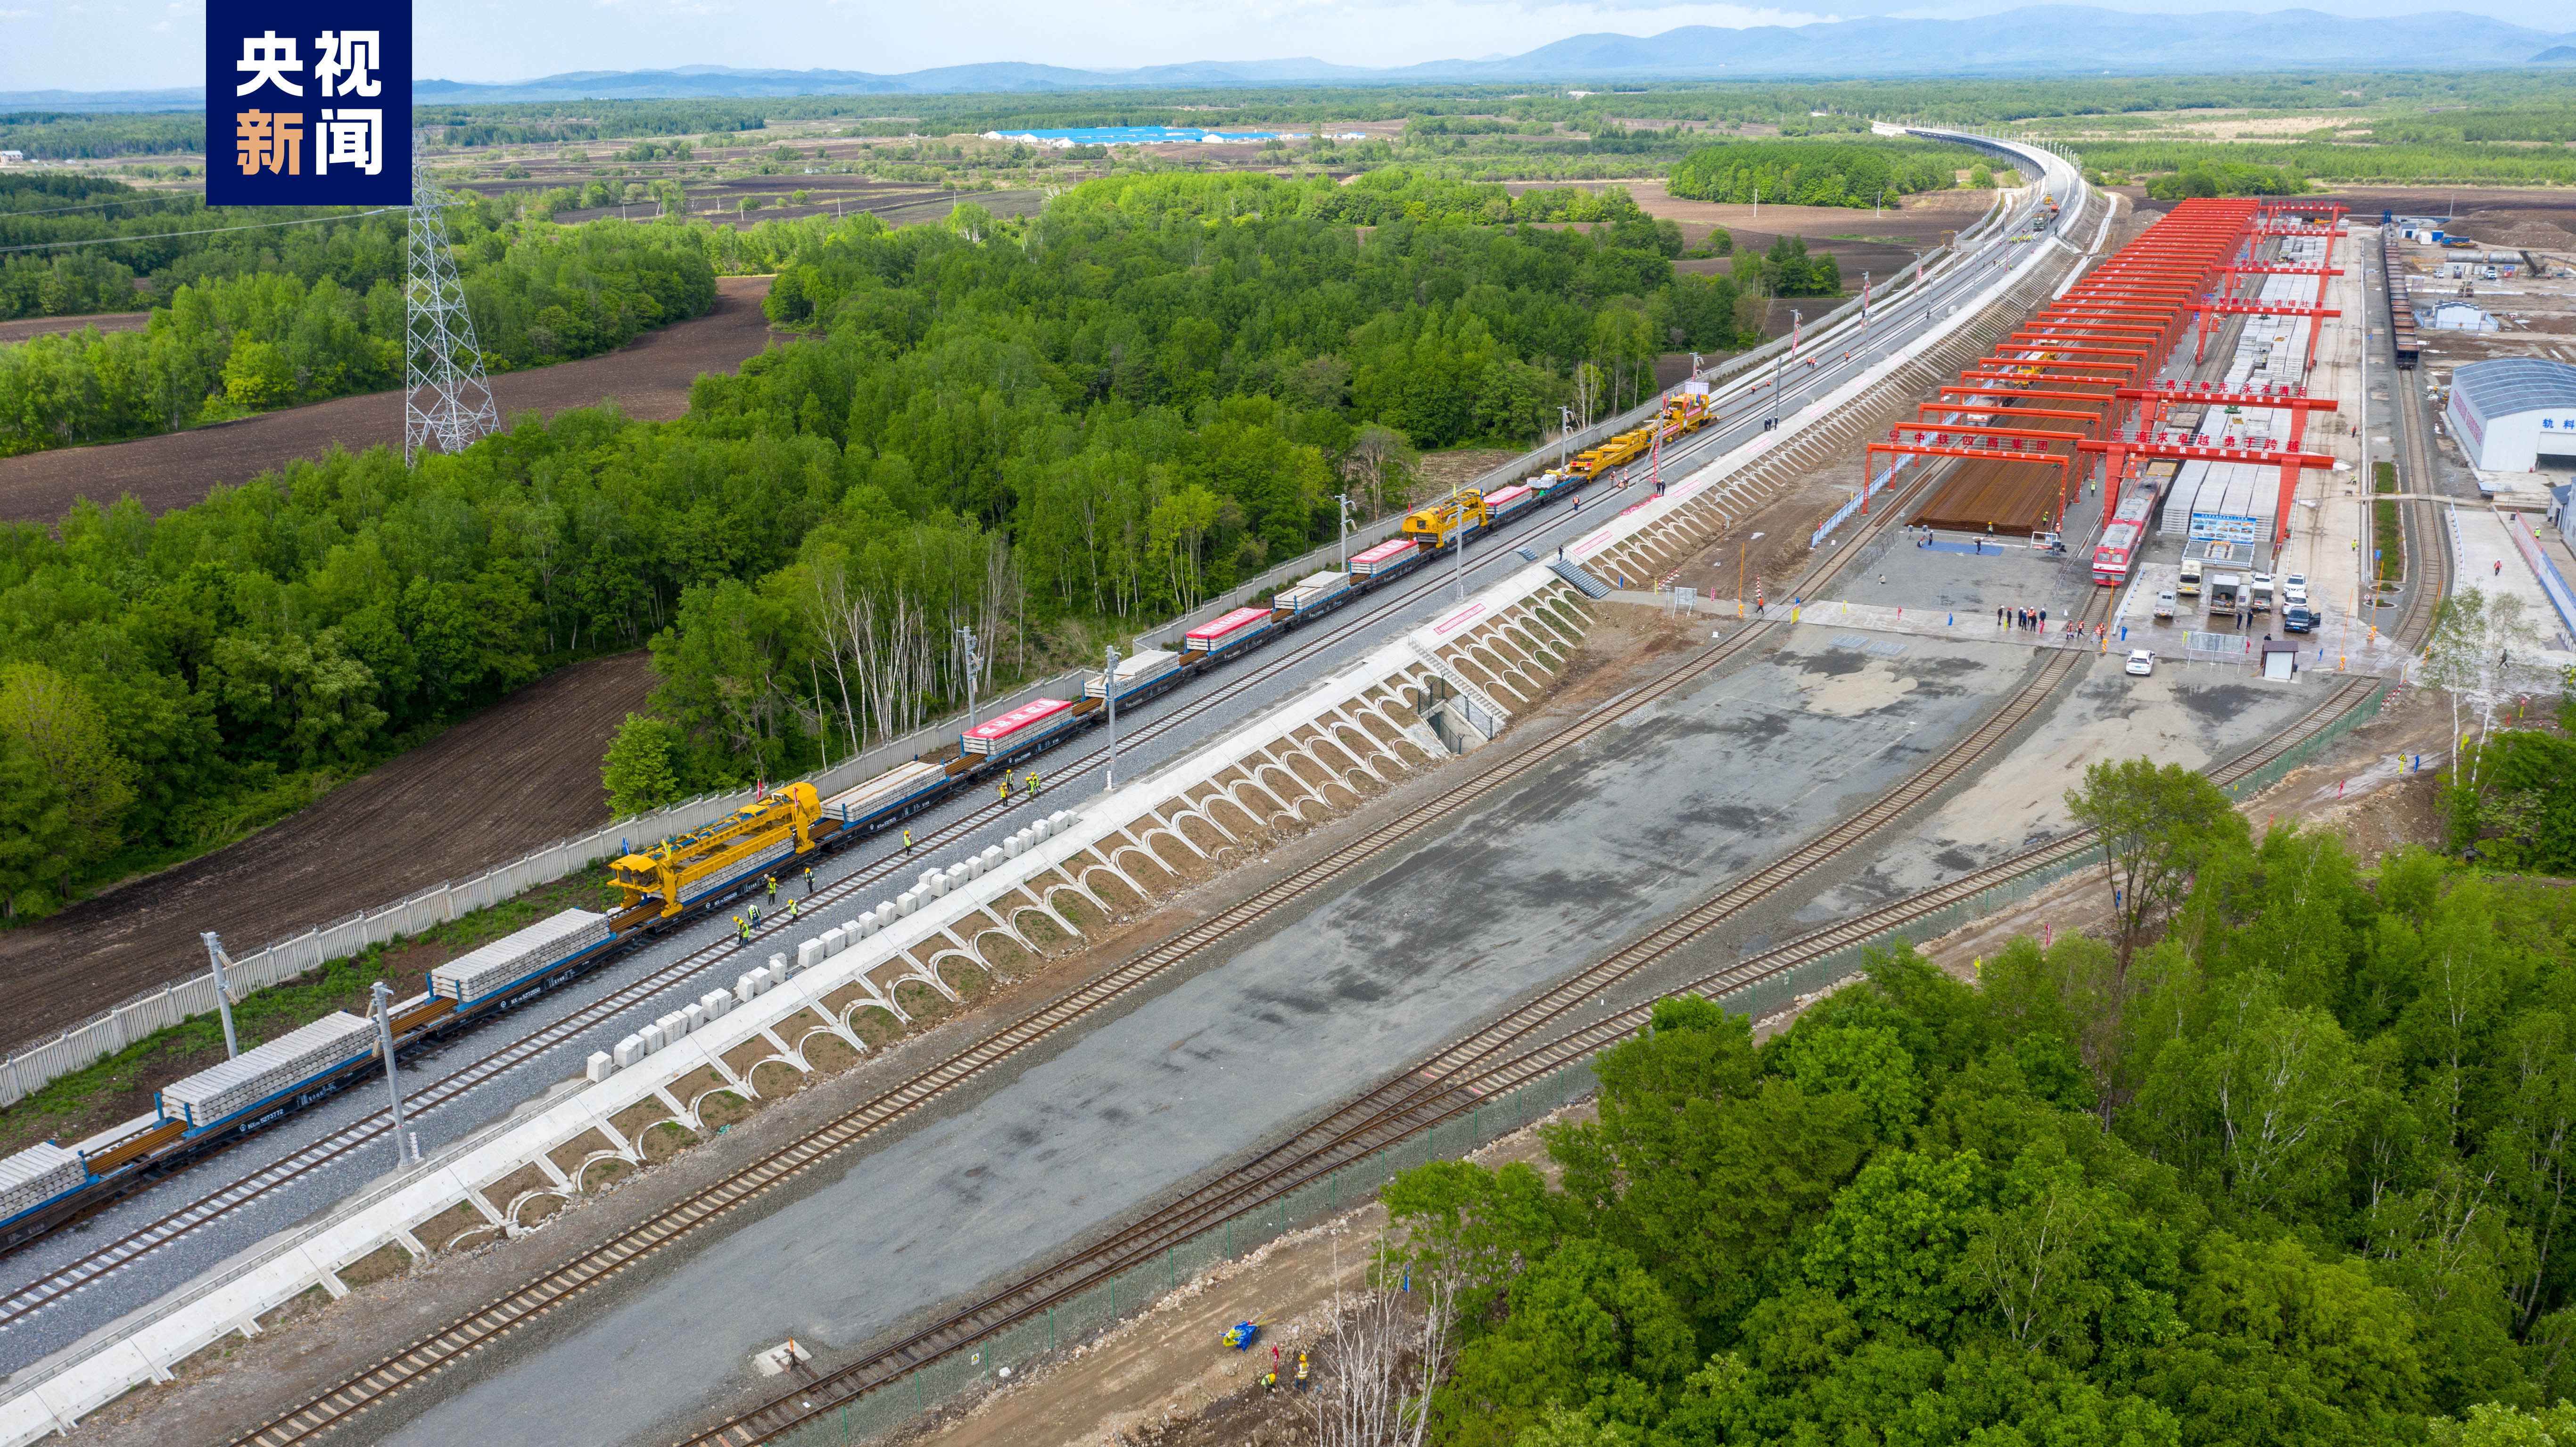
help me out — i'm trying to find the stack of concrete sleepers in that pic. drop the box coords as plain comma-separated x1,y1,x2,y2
1274,570,1350,616
1349,539,1419,578
430,908,612,1005
1087,649,1177,699
822,760,946,824
0,1141,87,1222
158,1012,376,1129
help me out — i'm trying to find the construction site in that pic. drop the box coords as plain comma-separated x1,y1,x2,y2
0,95,2507,1447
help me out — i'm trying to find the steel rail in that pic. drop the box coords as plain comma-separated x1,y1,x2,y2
206,199,2089,1445
0,406,1721,1326
218,350,2006,1447
687,659,2382,1447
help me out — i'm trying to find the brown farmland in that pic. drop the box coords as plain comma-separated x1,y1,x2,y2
0,311,149,345
0,274,782,525
0,651,654,1046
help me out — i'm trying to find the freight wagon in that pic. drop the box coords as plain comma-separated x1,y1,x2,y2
962,698,1086,765
1272,569,1352,620
1184,606,1280,664
0,384,1658,1258
1087,649,1182,710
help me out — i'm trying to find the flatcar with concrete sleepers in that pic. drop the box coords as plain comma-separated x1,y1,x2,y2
0,421,1637,1258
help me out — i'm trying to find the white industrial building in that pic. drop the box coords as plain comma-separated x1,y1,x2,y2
2447,357,2576,473
2421,300,2500,332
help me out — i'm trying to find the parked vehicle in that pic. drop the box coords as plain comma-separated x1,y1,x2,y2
2125,649,2157,676
2154,591,2177,620
2283,604,2318,633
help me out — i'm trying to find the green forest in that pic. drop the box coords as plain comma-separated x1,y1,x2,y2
0,176,718,457
1667,139,1975,209
2079,137,2576,190
0,177,1761,917
1379,757,2576,1447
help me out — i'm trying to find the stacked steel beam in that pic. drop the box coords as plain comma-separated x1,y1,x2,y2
1880,198,2264,537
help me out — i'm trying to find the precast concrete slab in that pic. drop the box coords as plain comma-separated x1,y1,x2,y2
363,629,2047,1447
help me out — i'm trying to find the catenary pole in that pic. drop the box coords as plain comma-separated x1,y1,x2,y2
201,932,239,1060
370,981,416,1166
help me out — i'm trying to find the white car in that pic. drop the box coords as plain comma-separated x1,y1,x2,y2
2283,573,2310,606
2124,649,2156,676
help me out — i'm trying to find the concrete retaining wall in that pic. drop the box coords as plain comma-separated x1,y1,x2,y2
0,582,1603,1447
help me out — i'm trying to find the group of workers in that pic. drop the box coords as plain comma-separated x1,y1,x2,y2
731,867,819,943
720,767,1051,948
1258,1346,1311,1393
715,761,1057,952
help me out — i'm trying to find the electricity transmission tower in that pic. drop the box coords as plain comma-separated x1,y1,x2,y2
403,145,497,464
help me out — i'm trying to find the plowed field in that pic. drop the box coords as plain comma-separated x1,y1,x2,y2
0,651,654,1045
0,275,779,525
0,311,148,344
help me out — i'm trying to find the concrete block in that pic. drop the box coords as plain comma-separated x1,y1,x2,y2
960,856,983,880
682,1003,707,1034
856,911,878,936
875,900,896,923
1049,810,1074,831
927,872,950,897
752,1337,813,1377
701,989,733,1018
820,927,846,956
797,939,825,970
734,975,759,1005
615,1034,648,1068
1003,836,1024,858
639,1024,668,1054
769,951,790,978
917,869,940,893
978,845,1006,871
586,1052,615,1083
656,1010,690,1041
896,891,918,916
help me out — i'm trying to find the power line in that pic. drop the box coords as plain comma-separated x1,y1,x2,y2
0,206,399,255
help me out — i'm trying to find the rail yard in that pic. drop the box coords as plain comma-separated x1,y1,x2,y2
0,108,2486,1447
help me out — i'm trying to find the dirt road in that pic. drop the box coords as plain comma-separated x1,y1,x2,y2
0,275,781,525
0,651,654,1046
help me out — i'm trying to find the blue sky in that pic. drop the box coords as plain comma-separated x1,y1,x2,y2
2,0,2569,93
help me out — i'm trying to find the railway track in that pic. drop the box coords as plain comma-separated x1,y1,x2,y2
0,419,1737,1328
215,416,2089,1447
216,351,2026,1447
678,645,2386,1447
5,216,2034,1329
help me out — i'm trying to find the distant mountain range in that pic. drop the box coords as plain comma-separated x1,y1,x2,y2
8,7,2574,112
